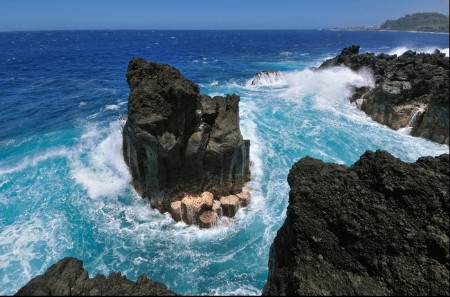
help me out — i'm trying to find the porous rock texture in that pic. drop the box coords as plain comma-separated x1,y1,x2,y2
15,257,177,296
318,45,449,144
122,58,250,227
263,150,449,295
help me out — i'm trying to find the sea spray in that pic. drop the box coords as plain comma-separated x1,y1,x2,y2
70,119,131,199
387,46,449,57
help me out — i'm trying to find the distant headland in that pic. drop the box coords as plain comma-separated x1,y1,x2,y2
324,12,449,33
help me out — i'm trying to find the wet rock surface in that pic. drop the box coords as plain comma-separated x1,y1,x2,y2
246,70,286,86
318,45,449,144
122,58,251,227
263,150,449,295
15,257,177,296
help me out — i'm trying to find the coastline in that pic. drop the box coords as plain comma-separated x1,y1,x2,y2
2,30,448,296
322,28,449,34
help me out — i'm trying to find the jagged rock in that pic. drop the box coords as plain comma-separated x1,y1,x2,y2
199,211,218,228
170,201,182,222
181,192,214,225
220,195,240,218
236,191,250,207
212,200,223,218
246,70,286,86
263,150,449,295
318,45,449,144
15,257,177,296
122,58,251,226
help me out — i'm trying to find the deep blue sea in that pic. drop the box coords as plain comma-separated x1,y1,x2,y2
0,30,449,295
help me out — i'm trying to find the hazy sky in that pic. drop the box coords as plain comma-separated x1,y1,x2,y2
0,0,448,31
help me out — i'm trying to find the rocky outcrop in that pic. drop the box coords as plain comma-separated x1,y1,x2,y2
263,150,449,295
15,257,177,296
122,58,250,227
318,45,449,144
246,70,286,87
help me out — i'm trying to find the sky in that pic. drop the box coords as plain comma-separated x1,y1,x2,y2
0,0,448,31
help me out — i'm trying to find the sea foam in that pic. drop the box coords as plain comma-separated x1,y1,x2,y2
387,46,449,57
281,66,375,108
70,120,131,199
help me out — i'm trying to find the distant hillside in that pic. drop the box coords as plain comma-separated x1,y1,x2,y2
380,12,449,32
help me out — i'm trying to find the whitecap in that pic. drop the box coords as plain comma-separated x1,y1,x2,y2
0,147,70,175
199,80,219,88
105,104,119,110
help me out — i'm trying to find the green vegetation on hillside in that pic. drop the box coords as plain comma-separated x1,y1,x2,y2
380,12,449,32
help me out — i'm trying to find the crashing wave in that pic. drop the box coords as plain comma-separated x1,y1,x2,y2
245,70,286,87
387,46,449,57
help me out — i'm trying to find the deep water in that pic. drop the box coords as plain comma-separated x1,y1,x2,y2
0,30,449,295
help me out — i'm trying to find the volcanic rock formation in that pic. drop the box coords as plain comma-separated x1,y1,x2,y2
15,257,177,296
263,150,449,295
122,58,250,227
318,45,449,144
246,70,286,86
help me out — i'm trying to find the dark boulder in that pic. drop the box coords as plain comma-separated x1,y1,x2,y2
318,45,449,144
122,58,250,226
15,257,177,296
263,150,449,295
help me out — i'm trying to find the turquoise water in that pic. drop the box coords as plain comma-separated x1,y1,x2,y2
0,30,448,295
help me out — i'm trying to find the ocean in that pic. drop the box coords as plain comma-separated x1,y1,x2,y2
0,30,448,295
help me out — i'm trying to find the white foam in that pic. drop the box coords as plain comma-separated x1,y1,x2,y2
0,136,35,149
239,99,265,212
105,104,119,110
245,71,287,87
105,101,126,111
0,147,70,175
199,80,219,88
70,120,131,199
398,106,426,135
279,51,293,56
387,46,449,57
0,213,69,295
280,66,375,109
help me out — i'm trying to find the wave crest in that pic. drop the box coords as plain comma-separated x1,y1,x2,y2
245,70,287,87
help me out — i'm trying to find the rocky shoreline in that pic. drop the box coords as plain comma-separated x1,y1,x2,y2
122,58,251,228
318,45,449,144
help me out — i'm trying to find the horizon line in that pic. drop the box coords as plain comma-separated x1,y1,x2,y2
1,28,448,35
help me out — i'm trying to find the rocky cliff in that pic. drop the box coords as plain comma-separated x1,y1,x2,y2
122,58,250,227
15,257,177,296
380,12,449,33
263,150,449,295
318,45,449,144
